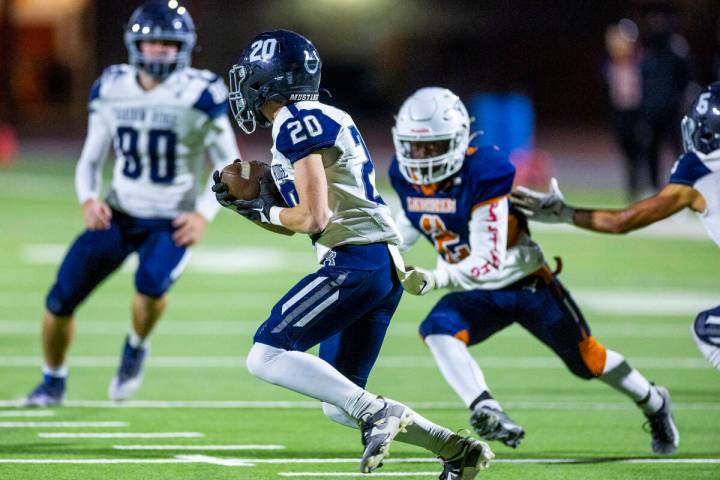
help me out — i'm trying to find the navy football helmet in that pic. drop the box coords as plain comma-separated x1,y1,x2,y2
229,29,322,134
682,82,720,158
124,0,196,80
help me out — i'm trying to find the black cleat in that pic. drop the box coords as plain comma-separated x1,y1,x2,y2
470,405,525,448
440,436,495,480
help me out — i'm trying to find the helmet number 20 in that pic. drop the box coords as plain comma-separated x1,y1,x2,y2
287,115,323,144
249,39,277,62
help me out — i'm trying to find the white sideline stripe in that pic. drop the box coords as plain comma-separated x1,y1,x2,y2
39,432,204,439
280,474,437,477
175,455,254,466
0,421,127,428
114,444,285,450
0,355,711,369
2,400,718,411
0,410,55,417
0,459,196,464
0,457,717,467
282,276,327,314
0,320,702,337
0,288,715,316
21,245,312,274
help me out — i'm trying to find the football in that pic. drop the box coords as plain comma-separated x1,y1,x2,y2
220,160,269,200
219,160,294,236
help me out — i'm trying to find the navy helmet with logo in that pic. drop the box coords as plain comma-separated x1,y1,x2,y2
228,29,322,134
682,82,720,158
124,0,197,80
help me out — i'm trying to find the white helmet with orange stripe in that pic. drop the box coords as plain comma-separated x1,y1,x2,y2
393,87,470,185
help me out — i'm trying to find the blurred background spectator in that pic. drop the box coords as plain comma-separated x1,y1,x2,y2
604,20,643,199
0,0,718,189
637,2,691,197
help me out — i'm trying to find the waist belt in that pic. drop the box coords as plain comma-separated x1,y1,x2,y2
504,256,563,291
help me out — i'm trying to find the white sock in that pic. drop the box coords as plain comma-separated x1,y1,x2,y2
321,399,465,459
322,403,359,428
425,334,491,408
43,364,67,378
246,342,384,418
396,409,465,459
128,330,147,349
599,349,663,414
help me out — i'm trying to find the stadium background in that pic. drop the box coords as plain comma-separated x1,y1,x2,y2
0,1,719,479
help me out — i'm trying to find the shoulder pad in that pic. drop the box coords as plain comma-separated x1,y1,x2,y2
467,146,515,205
668,151,712,186
90,64,133,103
275,105,342,163
192,75,229,119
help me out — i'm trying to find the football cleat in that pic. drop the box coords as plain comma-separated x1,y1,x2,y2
23,374,65,407
644,385,679,454
359,399,414,473
470,405,525,448
108,336,148,401
440,437,495,480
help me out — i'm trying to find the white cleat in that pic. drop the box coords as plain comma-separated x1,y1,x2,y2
108,336,147,402
359,400,414,473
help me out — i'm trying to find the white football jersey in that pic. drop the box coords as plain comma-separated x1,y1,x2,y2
270,101,401,261
669,151,720,246
75,64,240,220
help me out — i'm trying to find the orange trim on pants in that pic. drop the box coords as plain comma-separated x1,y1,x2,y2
578,335,607,377
454,329,470,345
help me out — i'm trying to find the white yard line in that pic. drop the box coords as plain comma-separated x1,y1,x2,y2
279,474,437,478
0,320,700,337
0,410,55,417
1,400,718,411
21,245,313,274
0,456,717,468
39,432,203,438
114,444,285,451
0,459,196,464
0,355,711,369
0,421,127,428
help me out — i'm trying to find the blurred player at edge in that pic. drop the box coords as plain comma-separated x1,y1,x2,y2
389,87,679,454
213,29,493,478
24,0,240,406
512,83,720,374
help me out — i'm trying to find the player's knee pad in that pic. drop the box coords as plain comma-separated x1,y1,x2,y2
569,336,607,380
45,283,79,317
322,402,359,429
135,269,172,299
692,308,720,370
419,319,469,344
246,342,286,382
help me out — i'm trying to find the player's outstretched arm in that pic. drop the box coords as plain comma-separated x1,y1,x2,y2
512,179,704,234
277,153,330,234
572,184,703,234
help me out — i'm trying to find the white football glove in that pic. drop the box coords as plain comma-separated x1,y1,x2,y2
401,267,435,296
510,178,575,224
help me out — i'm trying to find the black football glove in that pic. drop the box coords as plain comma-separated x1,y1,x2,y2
212,170,280,224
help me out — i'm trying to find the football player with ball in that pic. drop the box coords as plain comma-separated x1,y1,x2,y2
213,29,494,479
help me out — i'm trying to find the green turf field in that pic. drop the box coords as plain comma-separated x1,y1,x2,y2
0,158,718,479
